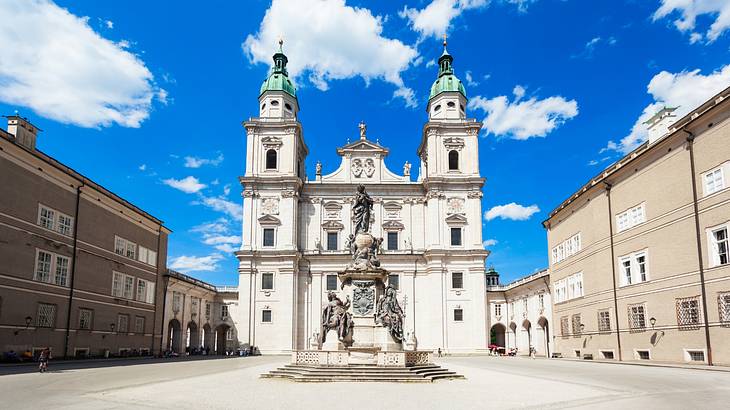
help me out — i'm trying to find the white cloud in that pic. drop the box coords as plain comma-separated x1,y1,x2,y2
214,244,238,253
191,218,241,253
243,0,418,107
105,19,113,29
162,176,206,193
399,0,488,40
483,239,498,247
191,219,229,235
603,64,730,154
199,196,243,221
0,0,165,128
138,164,147,171
426,59,436,68
202,235,240,246
169,254,223,273
653,0,730,43
223,184,232,196
184,153,224,168
484,203,540,221
468,85,578,139
465,70,479,86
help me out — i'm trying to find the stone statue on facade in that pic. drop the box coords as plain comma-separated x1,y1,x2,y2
346,185,386,271
403,161,411,176
352,184,373,235
315,161,322,176
375,285,405,342
320,292,353,344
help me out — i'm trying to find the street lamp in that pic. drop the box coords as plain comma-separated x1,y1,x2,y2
110,323,116,358
14,316,33,335
650,317,657,329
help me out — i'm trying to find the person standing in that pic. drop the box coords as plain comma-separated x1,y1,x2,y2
38,347,50,373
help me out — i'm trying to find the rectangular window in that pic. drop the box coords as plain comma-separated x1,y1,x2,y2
326,232,338,250
205,302,211,318
628,304,646,330
114,236,137,260
262,309,272,323
616,203,646,232
687,350,705,362
147,250,157,267
453,308,463,322
601,351,615,360
387,231,398,250
523,298,528,313
637,350,650,360
54,255,69,286
571,314,582,335
58,214,73,236
326,274,337,291
719,292,730,325
37,303,56,328
704,167,725,195
35,250,52,283
138,246,149,265
709,225,729,267
263,228,275,247
538,294,545,309
554,272,582,303
135,316,145,333
123,275,134,299
551,233,582,264
78,309,93,330
38,205,55,230
676,296,701,328
598,310,611,332
388,274,399,290
494,304,502,316
34,250,70,286
452,272,464,289
136,280,147,302
450,228,462,246
172,291,182,312
560,316,569,336
221,304,229,318
261,273,274,290
117,314,129,333
619,250,649,286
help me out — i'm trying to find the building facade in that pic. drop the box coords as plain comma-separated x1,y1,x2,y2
0,116,170,359
544,87,730,365
486,269,552,356
236,42,490,354
161,270,241,355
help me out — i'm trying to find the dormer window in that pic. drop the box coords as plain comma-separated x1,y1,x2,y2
448,150,459,171
266,149,277,170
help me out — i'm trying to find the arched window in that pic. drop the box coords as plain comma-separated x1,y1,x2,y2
448,150,459,171
265,149,277,170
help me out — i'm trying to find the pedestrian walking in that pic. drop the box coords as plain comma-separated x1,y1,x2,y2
38,347,50,373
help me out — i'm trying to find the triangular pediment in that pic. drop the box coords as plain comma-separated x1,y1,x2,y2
336,138,389,156
257,214,282,225
382,220,405,230
321,220,345,230
445,214,468,225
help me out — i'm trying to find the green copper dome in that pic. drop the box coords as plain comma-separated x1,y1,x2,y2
259,42,297,98
428,47,466,100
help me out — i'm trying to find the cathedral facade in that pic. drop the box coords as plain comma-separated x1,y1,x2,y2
236,42,490,354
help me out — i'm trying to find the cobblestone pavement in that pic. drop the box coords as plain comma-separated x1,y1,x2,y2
2,355,729,409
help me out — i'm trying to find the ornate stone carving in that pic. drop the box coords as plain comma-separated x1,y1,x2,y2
382,220,405,231
285,127,297,135
320,292,353,344
260,197,279,215
261,136,283,149
466,128,479,136
376,285,404,342
352,281,375,316
467,191,484,199
281,190,297,198
323,201,342,220
243,189,256,198
403,161,411,176
443,137,465,151
383,201,402,220
426,190,445,200
352,158,363,177
351,158,375,178
446,197,465,215
321,220,344,231
364,158,375,177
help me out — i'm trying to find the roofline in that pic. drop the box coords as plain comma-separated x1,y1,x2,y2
543,85,730,226
488,268,549,291
166,269,217,292
0,130,168,229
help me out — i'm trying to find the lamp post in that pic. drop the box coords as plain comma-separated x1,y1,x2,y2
14,316,32,336
579,323,585,334
110,323,116,358
650,317,657,329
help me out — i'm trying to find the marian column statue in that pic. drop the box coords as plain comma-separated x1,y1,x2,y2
375,285,405,342
320,292,353,344
352,184,373,235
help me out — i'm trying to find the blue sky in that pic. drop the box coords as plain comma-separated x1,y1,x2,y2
1,0,730,285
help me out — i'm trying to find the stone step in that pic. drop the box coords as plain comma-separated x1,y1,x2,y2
261,363,465,382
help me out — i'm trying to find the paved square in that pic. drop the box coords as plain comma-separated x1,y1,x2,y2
1,356,729,409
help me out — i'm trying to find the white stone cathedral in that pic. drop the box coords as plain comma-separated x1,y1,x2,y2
236,41,490,354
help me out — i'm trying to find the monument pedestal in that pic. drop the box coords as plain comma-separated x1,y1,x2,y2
376,327,402,352
321,329,344,351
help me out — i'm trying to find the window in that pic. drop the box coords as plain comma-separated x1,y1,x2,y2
448,150,459,170
137,246,157,267
571,314,582,335
628,304,647,330
221,304,229,318
135,316,145,333
37,303,56,328
326,274,337,291
601,350,615,359
262,309,272,323
387,231,398,250
450,227,462,246
554,279,567,303
136,279,155,304
704,166,725,195
226,328,235,340
687,350,705,362
523,298,528,313
117,314,129,333
452,272,464,289
34,250,70,286
326,232,338,250
261,273,274,290
434,104,441,112
284,103,292,111
619,250,649,286
447,101,456,108
114,236,137,260
598,310,611,332
636,350,650,360
554,272,583,303
494,304,502,316
538,294,545,309
37,204,74,236
78,309,93,330
263,228,275,247
676,296,701,328
560,316,569,336
453,308,463,322
708,224,729,267
551,233,581,264
172,291,182,312
205,302,211,318
265,149,277,170
616,203,646,232
388,274,399,290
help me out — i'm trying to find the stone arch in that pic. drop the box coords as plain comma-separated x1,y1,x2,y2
521,319,533,354
448,150,459,170
167,319,182,353
537,316,550,357
265,149,277,169
215,324,231,355
508,322,517,350
490,323,506,348
202,323,213,352
186,321,199,350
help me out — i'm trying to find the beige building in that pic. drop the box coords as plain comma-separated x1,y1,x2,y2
162,270,242,355
0,116,170,359
543,87,730,365
486,268,552,357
